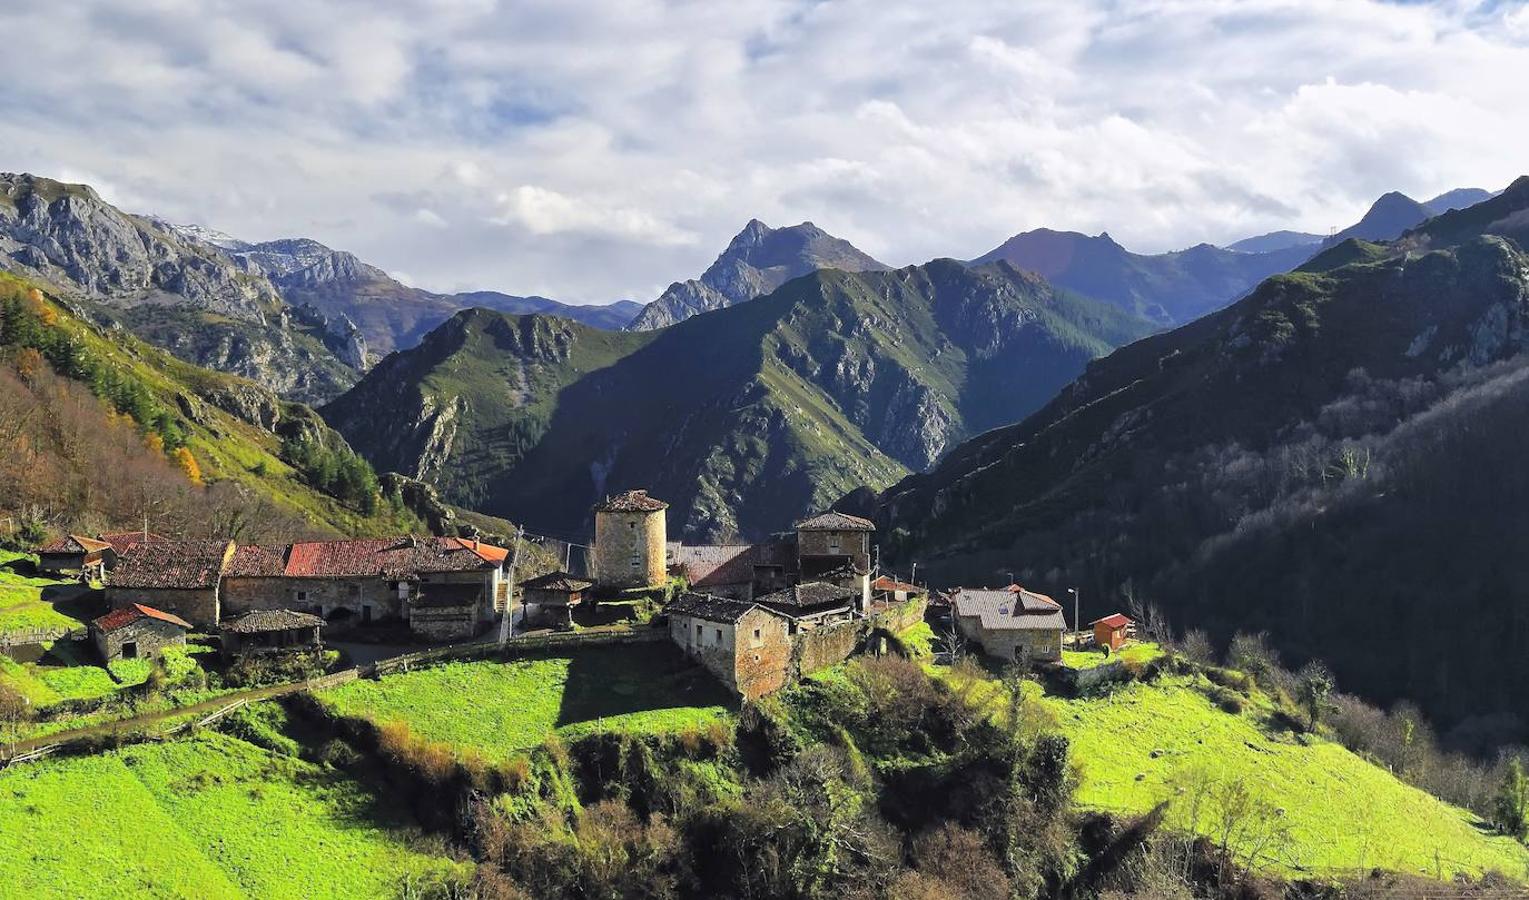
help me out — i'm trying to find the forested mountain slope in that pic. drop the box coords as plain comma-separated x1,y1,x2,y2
326,259,1155,540
872,177,1529,731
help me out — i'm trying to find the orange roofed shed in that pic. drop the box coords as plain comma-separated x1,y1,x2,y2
1091,613,1132,651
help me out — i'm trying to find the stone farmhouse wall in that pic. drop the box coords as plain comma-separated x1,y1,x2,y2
670,606,792,701
797,529,870,572
791,618,864,676
956,614,1062,665
595,509,667,589
408,603,479,641
107,586,219,630
93,617,186,663
223,576,407,622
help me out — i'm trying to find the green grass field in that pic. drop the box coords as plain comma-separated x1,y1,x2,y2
1060,640,1163,670
0,730,465,898
322,643,735,759
945,665,1529,878
0,551,85,636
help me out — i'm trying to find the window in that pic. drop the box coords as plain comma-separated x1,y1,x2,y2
828,533,841,553
714,628,723,645
362,604,373,623
750,626,763,649
696,623,703,643
121,641,138,660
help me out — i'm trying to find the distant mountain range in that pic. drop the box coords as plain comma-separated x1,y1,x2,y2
626,219,889,330
867,177,1529,733
322,259,1156,540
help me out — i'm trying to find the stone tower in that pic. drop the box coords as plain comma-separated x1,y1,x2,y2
592,489,669,589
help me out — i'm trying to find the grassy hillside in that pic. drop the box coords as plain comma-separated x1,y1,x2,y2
0,271,424,538
320,644,735,760
0,729,464,898
942,664,1529,878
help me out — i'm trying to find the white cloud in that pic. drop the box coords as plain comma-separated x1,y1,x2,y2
0,0,1525,302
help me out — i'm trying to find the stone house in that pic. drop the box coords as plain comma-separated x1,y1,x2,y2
37,535,112,579
795,511,874,576
755,581,858,633
592,490,669,589
670,542,793,601
105,540,236,629
520,571,594,628
667,592,793,701
221,536,509,635
89,603,191,663
221,609,325,656
951,586,1065,665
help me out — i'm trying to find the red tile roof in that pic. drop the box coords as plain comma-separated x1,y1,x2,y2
281,536,503,578
39,534,112,555
110,541,234,590
93,603,193,633
225,544,288,577
1092,613,1131,629
872,575,920,593
99,531,169,552
1004,584,1061,608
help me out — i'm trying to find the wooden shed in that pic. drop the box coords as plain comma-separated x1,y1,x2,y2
1091,613,1133,652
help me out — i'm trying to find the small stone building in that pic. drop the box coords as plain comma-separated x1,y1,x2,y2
37,535,112,579
409,582,484,641
1092,613,1133,652
220,609,325,656
520,571,594,628
106,540,236,629
592,490,668,589
90,603,191,663
755,581,858,632
795,511,874,576
667,592,793,700
951,586,1065,665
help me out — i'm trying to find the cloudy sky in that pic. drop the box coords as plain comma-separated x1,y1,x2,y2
2,0,1526,303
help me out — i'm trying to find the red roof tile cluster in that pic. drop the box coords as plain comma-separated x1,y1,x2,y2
38,534,112,555
93,603,193,633
225,544,288,577
1092,613,1132,629
872,575,920,593
99,531,169,552
111,540,234,590
282,536,504,578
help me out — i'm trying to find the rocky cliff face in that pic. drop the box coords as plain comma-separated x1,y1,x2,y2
326,258,1156,541
627,219,889,330
0,173,359,403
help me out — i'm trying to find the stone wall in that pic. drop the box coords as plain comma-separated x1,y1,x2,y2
594,509,667,588
223,575,409,622
957,615,1062,664
92,617,186,662
792,618,865,677
408,603,480,641
796,529,870,572
870,597,927,634
107,586,219,630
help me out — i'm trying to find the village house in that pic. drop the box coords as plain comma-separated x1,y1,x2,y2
950,585,1066,666
89,603,191,663
1091,613,1134,652
220,609,325,657
755,581,858,632
105,540,236,629
221,536,509,639
667,592,794,700
519,571,595,628
591,490,669,590
36,534,112,579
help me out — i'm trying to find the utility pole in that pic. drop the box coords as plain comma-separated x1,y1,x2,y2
1068,587,1079,647
872,545,880,578
497,525,524,648
911,561,918,586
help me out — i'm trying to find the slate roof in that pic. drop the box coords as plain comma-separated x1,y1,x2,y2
1092,613,1132,629
666,592,760,623
756,581,856,611
222,609,325,634
672,541,793,588
594,489,668,513
952,588,1066,631
92,603,192,633
795,511,875,532
520,571,595,592
110,540,234,590
39,534,111,555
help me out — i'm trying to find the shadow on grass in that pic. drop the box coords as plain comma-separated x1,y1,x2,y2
553,643,736,728
1,557,38,577
43,586,105,623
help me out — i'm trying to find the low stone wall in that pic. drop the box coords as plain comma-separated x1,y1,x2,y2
869,597,927,634
792,618,866,677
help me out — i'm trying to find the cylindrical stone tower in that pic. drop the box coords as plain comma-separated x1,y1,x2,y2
592,489,669,589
